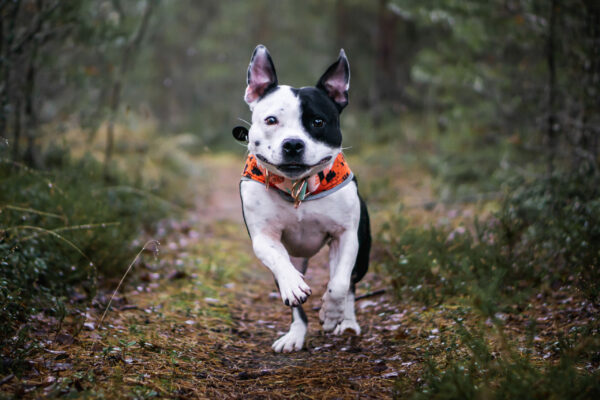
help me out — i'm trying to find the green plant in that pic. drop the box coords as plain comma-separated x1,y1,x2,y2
411,321,600,400
0,147,174,368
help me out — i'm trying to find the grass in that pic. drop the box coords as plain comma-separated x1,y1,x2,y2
1,112,599,398
0,121,202,375
365,122,600,398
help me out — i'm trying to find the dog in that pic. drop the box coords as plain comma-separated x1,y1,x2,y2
232,45,371,353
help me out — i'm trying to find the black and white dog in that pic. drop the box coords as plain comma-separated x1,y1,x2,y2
233,45,371,352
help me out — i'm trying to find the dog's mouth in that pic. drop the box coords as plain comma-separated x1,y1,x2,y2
256,155,332,177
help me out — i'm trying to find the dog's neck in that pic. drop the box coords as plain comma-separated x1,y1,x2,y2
242,153,353,208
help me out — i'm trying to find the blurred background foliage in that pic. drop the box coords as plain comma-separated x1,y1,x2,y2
1,0,598,160
1,0,600,396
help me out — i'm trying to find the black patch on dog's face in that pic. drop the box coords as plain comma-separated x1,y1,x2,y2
297,87,342,148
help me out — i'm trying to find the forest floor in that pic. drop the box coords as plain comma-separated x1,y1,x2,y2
2,152,595,399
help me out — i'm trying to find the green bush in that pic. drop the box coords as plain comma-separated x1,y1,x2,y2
409,322,600,400
381,167,600,399
380,168,600,308
0,149,173,363
499,169,600,301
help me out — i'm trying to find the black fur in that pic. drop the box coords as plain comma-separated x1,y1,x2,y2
351,178,371,285
316,51,350,111
293,306,308,324
239,181,251,239
232,126,248,142
297,87,342,148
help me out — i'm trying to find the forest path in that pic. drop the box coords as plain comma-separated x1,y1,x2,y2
12,153,436,399
178,154,418,398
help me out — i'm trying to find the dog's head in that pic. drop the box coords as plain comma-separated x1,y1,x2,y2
233,45,350,180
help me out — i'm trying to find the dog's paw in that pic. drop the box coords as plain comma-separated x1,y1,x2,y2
278,270,311,307
272,326,306,352
319,289,346,331
333,319,361,336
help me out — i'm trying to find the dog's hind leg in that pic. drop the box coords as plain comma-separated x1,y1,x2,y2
334,195,370,335
272,305,308,352
333,284,361,335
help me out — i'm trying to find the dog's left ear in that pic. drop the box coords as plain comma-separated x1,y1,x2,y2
232,126,249,142
316,49,350,112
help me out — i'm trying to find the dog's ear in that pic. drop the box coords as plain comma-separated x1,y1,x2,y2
245,45,278,105
316,49,350,112
232,126,249,142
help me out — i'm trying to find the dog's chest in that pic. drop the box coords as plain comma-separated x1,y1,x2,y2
240,179,359,258
280,209,333,258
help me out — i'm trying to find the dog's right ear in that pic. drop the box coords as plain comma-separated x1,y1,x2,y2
232,126,249,142
316,49,350,112
245,45,278,105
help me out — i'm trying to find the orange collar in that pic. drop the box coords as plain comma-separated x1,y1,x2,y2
241,153,353,208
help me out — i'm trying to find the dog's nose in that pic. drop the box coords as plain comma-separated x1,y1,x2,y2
282,139,305,157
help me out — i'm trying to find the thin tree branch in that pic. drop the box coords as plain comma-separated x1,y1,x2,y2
10,0,60,55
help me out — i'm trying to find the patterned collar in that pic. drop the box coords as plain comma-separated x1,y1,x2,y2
241,153,353,208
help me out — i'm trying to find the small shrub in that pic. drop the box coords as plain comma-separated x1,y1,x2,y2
380,166,600,399
380,168,600,308
499,168,600,301
0,148,174,364
411,322,600,400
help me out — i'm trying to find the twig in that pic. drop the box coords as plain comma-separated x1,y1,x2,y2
1,204,67,222
10,1,61,55
6,225,93,263
0,158,66,197
356,289,386,301
0,374,14,386
97,239,160,330
19,222,121,241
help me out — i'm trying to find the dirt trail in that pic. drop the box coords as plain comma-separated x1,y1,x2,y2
186,155,415,398
7,154,589,399
4,154,424,399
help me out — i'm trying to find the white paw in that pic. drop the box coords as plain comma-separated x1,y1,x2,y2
319,289,346,331
272,326,306,352
278,270,311,307
333,319,361,335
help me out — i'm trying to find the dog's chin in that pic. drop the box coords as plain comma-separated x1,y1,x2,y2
276,164,310,179
256,154,333,180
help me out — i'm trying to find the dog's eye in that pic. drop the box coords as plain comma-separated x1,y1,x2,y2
265,116,278,126
312,118,324,128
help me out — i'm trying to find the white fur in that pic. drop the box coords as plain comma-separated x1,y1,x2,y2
241,66,361,352
272,307,308,352
247,86,339,180
241,177,361,351
333,291,361,335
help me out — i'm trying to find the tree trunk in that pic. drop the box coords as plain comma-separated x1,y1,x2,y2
103,0,155,180
0,1,21,143
372,0,397,126
24,42,40,168
12,95,21,161
583,0,600,169
546,0,557,172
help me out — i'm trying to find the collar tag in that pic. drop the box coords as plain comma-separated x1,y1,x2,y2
290,179,309,208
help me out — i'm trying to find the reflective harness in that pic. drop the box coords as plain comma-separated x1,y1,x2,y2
241,153,354,208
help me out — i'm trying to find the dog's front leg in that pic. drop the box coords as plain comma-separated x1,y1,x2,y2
252,234,312,306
320,230,359,331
